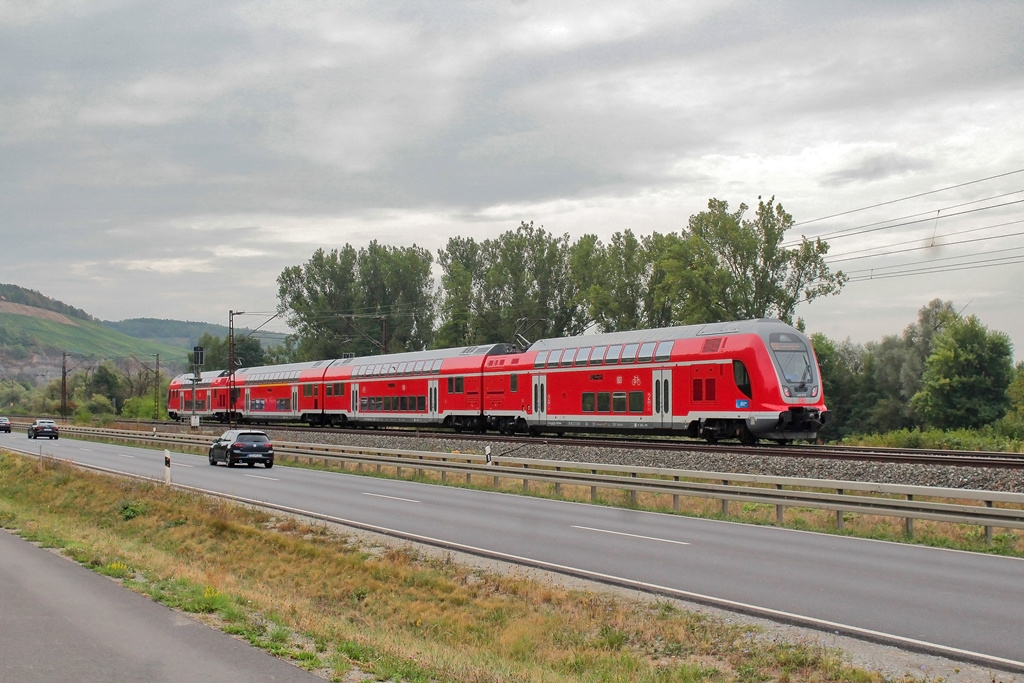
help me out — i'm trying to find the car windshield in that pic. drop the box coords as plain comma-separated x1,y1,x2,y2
235,434,269,443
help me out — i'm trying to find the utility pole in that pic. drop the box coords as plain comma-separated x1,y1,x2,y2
228,310,243,429
152,353,160,420
61,352,68,421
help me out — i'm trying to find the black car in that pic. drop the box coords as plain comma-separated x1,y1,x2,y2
0,417,11,433
28,419,59,439
208,429,274,468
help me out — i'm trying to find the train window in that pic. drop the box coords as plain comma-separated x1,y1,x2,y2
534,351,548,369
620,343,639,364
692,379,703,402
456,376,464,393
417,396,426,411
277,398,291,411
336,382,345,396
396,362,406,375
384,396,392,411
510,374,518,392
590,346,606,366
637,342,656,363
387,364,396,377
655,341,673,362
629,391,644,412
547,350,562,368
561,349,576,367
431,359,443,374
734,361,752,398
604,345,622,365
447,377,453,393
575,347,591,366
400,396,409,411
612,392,627,412
581,392,595,412
326,384,333,397
360,396,369,411
413,360,425,374
597,392,611,412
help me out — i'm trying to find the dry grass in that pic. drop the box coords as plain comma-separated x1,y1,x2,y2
0,450,913,683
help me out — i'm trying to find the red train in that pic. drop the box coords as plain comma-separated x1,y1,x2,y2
167,318,829,443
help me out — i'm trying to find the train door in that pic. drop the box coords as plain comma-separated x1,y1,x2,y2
428,379,439,422
244,388,251,420
292,387,298,418
531,374,547,426
653,369,672,428
351,383,359,417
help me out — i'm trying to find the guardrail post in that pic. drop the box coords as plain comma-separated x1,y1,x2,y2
985,500,994,545
905,495,914,537
776,484,784,524
836,489,844,531
555,468,562,496
630,472,637,506
673,476,680,512
522,464,529,493
721,480,729,517
591,470,598,502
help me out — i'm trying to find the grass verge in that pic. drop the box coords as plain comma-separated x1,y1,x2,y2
0,450,914,683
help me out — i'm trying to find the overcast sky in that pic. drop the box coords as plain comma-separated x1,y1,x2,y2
3,1,1022,361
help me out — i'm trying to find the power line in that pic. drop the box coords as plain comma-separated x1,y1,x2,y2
845,253,1024,282
826,219,1024,264
792,198,1024,246
794,168,1024,227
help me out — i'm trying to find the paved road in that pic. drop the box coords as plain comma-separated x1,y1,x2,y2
0,528,320,682
6,431,1024,672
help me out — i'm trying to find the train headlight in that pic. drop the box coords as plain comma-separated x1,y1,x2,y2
782,387,791,397
811,386,818,397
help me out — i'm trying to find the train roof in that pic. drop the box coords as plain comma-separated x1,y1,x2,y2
527,318,801,352
345,343,517,368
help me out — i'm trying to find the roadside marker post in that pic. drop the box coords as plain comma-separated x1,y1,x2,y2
164,450,171,485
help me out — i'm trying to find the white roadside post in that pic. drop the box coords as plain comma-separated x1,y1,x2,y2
163,450,171,485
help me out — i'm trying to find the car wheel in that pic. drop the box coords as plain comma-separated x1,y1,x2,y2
227,458,235,467
208,451,216,465
265,461,273,469
52,436,58,440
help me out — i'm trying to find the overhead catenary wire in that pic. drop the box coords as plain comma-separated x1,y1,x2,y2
793,168,1024,227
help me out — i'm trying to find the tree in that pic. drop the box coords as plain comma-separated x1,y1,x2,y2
661,197,846,324
434,222,592,347
586,230,678,332
911,315,1013,429
278,243,435,359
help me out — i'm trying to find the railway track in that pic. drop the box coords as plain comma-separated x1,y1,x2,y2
130,419,1024,470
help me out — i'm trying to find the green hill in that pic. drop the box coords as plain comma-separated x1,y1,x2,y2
0,285,189,382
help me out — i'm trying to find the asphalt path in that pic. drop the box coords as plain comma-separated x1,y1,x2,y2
0,527,322,682
6,431,1024,671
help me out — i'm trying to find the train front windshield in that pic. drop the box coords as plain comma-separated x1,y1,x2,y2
768,333,815,385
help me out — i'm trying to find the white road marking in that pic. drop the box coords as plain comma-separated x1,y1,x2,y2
117,453,135,458
80,448,93,452
363,492,420,503
572,525,691,546
244,474,278,481
174,463,195,468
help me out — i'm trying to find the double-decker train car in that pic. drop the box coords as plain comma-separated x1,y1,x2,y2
483,318,826,443
169,318,828,443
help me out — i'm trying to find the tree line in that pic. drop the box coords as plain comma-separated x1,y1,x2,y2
277,196,844,359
